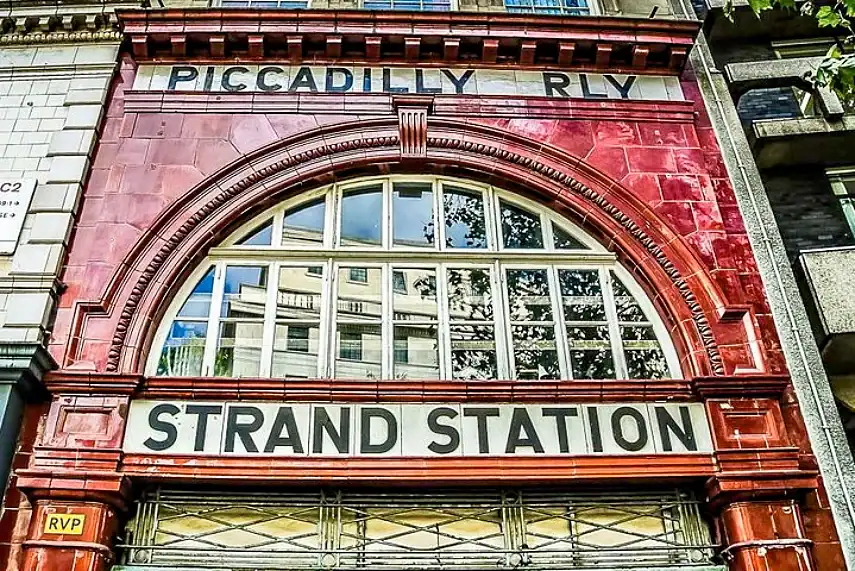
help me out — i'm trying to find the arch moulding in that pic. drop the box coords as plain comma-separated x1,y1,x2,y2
63,117,755,379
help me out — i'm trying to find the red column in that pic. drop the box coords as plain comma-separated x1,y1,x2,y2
720,500,814,571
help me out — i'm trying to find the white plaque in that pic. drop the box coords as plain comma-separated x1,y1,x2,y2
0,179,36,254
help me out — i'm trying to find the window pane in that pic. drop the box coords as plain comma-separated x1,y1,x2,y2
221,266,268,319
511,325,560,380
558,270,607,322
443,187,487,249
567,326,615,379
622,326,668,379
500,201,543,249
335,324,382,379
277,266,324,321
283,198,325,246
238,220,273,246
272,324,319,378
393,325,439,379
553,224,588,250
215,320,264,377
338,267,382,319
612,275,648,322
157,321,207,376
177,267,215,318
450,325,498,380
341,186,383,247
393,182,434,248
393,268,437,319
506,269,552,321
447,268,494,321
393,270,407,293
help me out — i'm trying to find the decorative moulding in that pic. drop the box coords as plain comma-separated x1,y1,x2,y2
0,0,137,45
119,9,700,74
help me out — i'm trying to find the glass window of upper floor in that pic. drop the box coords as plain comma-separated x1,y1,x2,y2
215,0,595,14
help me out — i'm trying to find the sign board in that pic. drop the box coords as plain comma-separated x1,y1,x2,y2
44,513,86,535
124,401,713,457
133,65,685,102
0,179,36,254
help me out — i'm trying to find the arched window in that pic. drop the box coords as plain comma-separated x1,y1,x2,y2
149,176,680,380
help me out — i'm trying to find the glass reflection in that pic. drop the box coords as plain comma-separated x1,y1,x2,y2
501,201,543,249
447,268,493,321
553,223,588,250
335,324,382,379
443,187,487,249
506,269,552,321
393,268,437,319
283,198,325,246
341,186,383,246
272,265,324,378
393,183,434,248
158,321,207,376
450,325,498,379
239,220,273,246
512,325,559,380
393,325,439,379
177,267,215,319
338,267,382,319
622,326,668,379
216,265,268,377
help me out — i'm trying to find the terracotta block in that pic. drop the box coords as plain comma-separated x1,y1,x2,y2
585,146,628,180
659,174,703,201
626,147,676,173
621,173,661,204
593,120,639,145
637,122,686,146
654,201,696,235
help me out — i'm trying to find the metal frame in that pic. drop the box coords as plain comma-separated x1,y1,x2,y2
148,175,681,380
118,488,718,570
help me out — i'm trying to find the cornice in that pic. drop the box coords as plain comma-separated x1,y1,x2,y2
119,9,701,74
0,0,139,45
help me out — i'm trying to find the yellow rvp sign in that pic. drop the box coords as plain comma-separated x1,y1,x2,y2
44,513,85,535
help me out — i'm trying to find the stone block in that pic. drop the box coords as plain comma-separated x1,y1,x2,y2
48,130,95,157
28,212,72,244
63,89,107,106
32,46,78,67
10,244,63,275
30,183,79,213
73,44,120,65
46,156,89,184
3,292,50,328
64,105,103,130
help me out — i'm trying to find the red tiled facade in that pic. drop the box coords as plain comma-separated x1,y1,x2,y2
0,10,846,571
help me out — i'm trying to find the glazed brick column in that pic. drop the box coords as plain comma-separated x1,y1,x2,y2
719,501,814,570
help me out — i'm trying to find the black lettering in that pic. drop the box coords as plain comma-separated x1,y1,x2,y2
360,407,398,454
580,74,608,99
542,72,571,97
47,519,59,531
203,66,215,91
604,74,636,99
221,66,249,92
312,407,351,454
383,68,409,93
427,407,460,454
257,66,285,92
611,407,649,452
505,408,545,453
325,68,354,93
655,406,697,452
71,516,83,530
288,66,318,92
542,408,579,453
59,519,70,530
463,408,499,453
441,69,475,94
225,406,264,453
167,66,199,91
415,69,441,94
264,407,305,453
587,407,603,453
362,68,372,92
144,403,180,451
185,404,222,452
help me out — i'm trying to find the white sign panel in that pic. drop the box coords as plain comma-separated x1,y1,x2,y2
124,401,713,457
0,179,36,254
132,65,685,101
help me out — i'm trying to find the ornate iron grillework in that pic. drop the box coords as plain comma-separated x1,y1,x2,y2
118,488,717,570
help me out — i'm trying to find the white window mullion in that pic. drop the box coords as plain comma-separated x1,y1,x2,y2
382,264,393,378
541,213,555,251
548,266,572,380
258,262,279,377
486,186,501,251
202,262,227,376
436,264,452,381
383,179,392,251
601,268,628,379
494,262,513,380
318,259,335,378
272,210,284,248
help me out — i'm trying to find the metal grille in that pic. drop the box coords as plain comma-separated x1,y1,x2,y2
119,488,716,569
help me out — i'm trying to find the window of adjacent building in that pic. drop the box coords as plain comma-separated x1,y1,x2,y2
827,168,855,236
504,0,592,15
120,488,715,569
151,176,679,380
219,0,310,7
362,0,453,9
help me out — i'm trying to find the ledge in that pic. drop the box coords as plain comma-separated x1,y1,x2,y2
119,9,700,74
750,115,855,168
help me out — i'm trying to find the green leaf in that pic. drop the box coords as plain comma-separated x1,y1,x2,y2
817,5,844,27
843,0,855,17
778,0,796,10
747,0,773,14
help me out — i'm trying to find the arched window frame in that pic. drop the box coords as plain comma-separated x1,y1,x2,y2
147,175,682,380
